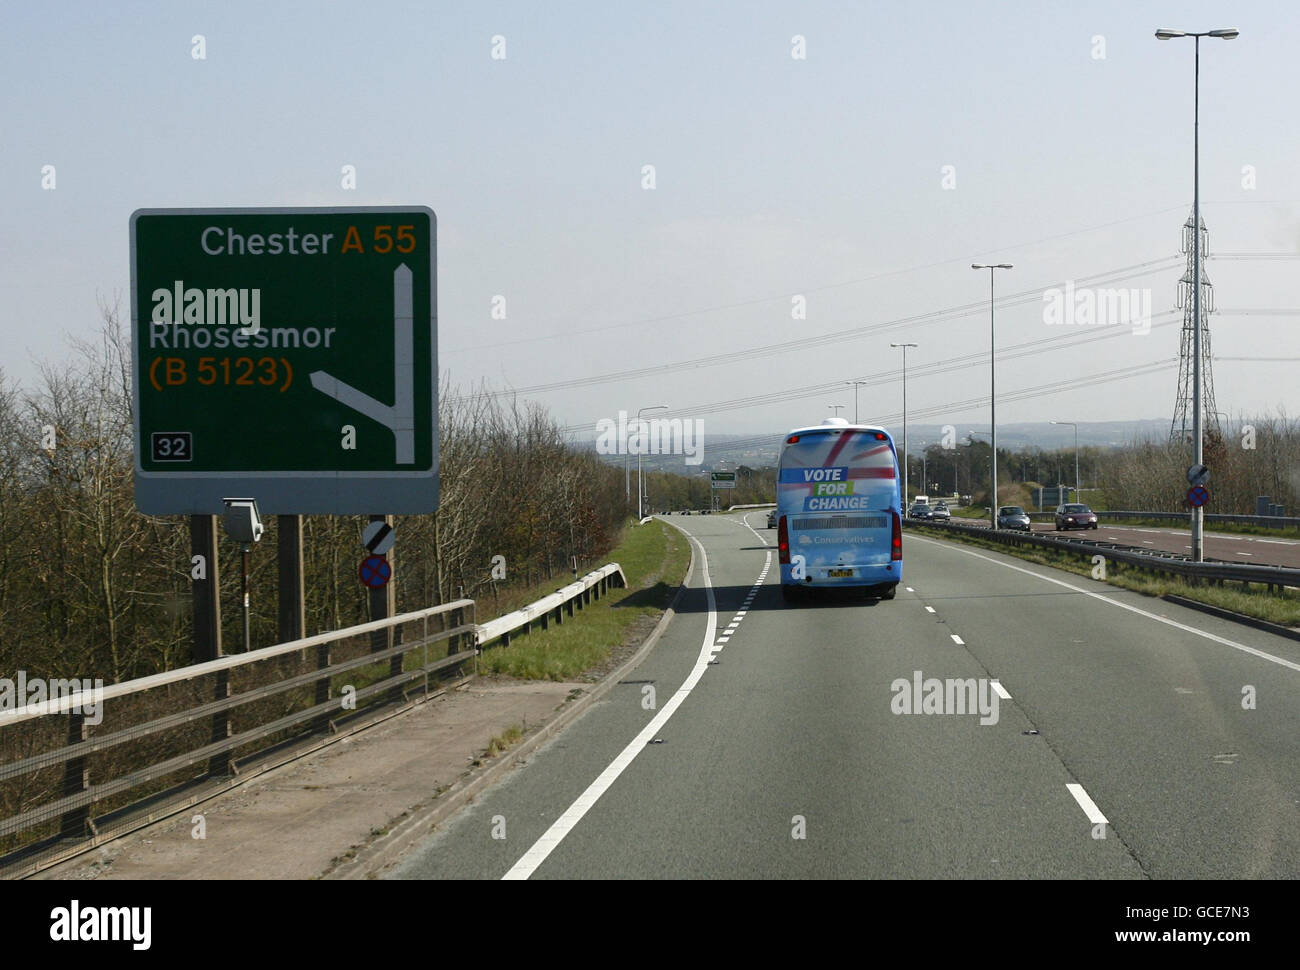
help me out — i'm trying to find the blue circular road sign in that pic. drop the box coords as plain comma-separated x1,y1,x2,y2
358,554,392,588
1187,485,1210,508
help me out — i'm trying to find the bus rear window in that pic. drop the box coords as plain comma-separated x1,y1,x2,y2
793,515,887,530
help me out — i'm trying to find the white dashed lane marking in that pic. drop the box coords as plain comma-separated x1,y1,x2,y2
1066,783,1109,825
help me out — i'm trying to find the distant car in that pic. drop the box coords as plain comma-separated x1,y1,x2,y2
929,504,951,521
908,503,933,520
996,506,1032,531
1055,503,1098,530
767,509,778,528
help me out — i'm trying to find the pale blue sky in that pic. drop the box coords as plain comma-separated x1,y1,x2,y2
3,0,1297,439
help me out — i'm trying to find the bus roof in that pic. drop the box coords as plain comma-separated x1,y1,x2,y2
783,423,893,439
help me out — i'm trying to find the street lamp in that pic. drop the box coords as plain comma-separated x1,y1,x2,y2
845,380,868,424
828,404,846,418
1155,25,1238,561
1052,420,1079,501
890,342,918,497
636,405,667,520
972,264,1013,529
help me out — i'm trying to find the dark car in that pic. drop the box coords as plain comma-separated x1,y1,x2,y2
996,505,1032,531
1055,503,1098,530
767,509,778,528
908,503,932,519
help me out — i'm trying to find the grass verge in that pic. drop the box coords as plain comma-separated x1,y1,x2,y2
908,524,1300,628
476,724,524,764
477,518,691,680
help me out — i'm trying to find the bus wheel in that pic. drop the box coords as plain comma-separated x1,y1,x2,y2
878,584,897,600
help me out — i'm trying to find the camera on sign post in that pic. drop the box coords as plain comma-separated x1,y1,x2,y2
221,498,263,545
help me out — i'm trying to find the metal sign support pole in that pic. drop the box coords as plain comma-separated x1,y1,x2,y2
278,514,306,645
190,514,222,662
241,543,251,653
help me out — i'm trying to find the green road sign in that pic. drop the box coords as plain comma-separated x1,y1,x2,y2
711,471,737,488
130,207,437,514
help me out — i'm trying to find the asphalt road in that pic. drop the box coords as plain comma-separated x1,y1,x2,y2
951,516,1300,567
391,511,1300,879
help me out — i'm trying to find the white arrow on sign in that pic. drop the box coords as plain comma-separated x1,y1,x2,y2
310,264,416,465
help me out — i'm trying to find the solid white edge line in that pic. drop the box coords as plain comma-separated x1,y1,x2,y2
1066,783,1109,824
739,512,769,546
502,529,770,880
907,533,1300,674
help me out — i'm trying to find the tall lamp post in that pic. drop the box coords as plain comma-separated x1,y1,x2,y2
890,342,918,497
1155,25,1238,561
828,404,846,418
636,405,667,520
972,264,1012,528
844,380,868,424
1052,420,1079,501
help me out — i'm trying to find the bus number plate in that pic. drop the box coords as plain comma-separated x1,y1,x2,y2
828,568,854,578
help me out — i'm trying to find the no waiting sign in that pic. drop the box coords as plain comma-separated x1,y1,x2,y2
358,555,392,588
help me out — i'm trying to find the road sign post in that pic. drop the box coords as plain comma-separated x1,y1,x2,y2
130,207,438,515
364,515,399,697
277,515,305,645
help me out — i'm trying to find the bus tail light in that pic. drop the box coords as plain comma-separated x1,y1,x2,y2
778,515,790,564
891,510,903,560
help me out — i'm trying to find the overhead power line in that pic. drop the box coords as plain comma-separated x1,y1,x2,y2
444,204,1202,356
612,358,1180,465
562,310,1184,434
494,256,1181,399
